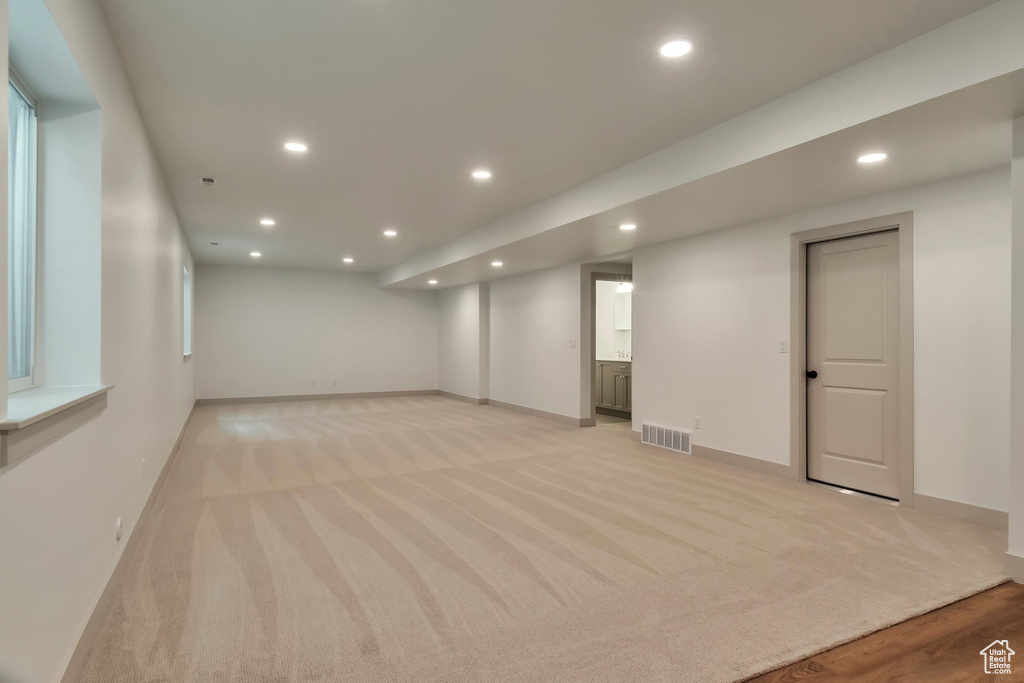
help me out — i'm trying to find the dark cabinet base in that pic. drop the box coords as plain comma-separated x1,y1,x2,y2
594,361,631,413
596,407,631,419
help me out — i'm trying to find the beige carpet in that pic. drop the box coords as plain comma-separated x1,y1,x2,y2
81,396,1007,682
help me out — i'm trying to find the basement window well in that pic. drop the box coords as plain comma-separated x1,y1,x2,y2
3,0,111,468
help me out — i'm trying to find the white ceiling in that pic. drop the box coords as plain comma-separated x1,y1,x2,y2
388,70,1024,288
99,0,996,271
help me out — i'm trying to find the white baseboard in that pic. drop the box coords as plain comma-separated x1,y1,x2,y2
195,389,438,405
438,390,487,405
692,444,795,479
60,401,197,683
1006,552,1024,584
914,494,1008,530
195,390,590,427
485,399,589,426
630,430,793,479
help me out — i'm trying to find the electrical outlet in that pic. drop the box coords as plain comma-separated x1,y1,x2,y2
312,380,317,387
333,380,338,386
694,416,702,429
528,390,533,399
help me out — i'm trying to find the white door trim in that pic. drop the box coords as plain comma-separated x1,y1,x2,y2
789,212,915,506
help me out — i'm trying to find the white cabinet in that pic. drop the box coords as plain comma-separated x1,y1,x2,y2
614,291,631,330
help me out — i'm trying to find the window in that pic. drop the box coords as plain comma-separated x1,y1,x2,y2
8,78,38,392
183,266,192,356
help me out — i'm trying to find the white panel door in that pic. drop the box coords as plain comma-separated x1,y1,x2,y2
807,230,900,499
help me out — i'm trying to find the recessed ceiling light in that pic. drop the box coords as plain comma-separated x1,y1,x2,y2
342,257,354,264
472,169,492,180
491,260,503,267
659,40,693,58
260,218,276,226
857,152,888,164
383,229,398,237
250,251,262,258
619,223,637,231
284,141,308,153
428,280,438,285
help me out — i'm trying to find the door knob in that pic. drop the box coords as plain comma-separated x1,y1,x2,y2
806,370,818,379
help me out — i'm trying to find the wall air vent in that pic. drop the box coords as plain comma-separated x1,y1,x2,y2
641,423,692,455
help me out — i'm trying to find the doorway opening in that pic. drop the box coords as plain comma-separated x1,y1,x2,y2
592,273,632,426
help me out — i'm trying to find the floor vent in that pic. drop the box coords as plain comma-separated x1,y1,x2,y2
641,424,692,454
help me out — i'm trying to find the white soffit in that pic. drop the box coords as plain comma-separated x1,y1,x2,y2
392,69,1024,289
380,0,1024,287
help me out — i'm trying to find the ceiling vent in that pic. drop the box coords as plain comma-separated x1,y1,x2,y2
198,176,217,188
641,423,691,455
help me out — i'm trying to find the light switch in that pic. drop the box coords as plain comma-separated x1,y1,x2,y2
569,339,577,349
778,339,788,354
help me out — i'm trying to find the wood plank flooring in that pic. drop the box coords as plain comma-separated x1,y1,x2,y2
748,581,1024,682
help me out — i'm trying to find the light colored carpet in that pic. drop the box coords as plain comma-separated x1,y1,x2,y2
81,395,1008,682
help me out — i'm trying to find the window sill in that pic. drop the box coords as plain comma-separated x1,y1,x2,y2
1,385,113,468
2,385,112,430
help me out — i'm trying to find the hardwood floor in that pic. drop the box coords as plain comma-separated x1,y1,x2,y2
748,581,1024,682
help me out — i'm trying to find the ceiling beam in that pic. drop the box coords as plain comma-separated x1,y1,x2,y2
379,0,1024,287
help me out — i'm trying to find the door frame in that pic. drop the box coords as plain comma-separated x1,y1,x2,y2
789,212,915,506
583,268,632,424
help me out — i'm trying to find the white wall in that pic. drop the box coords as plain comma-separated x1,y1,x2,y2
0,0,8,416
195,266,438,399
0,0,195,681
38,108,102,386
489,264,582,418
438,282,489,400
634,167,1011,512
1009,117,1024,567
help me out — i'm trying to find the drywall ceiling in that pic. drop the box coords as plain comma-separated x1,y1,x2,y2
98,0,996,271
386,70,1024,288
